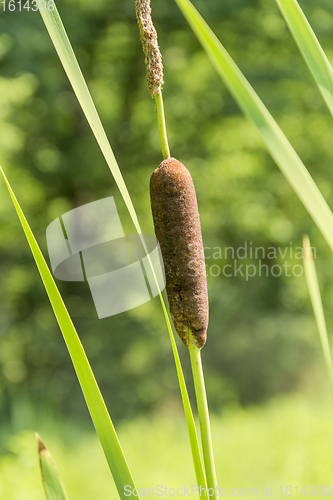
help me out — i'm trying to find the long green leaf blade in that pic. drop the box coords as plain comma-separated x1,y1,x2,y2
37,2,206,489
38,5,141,234
36,434,69,500
275,0,333,117
303,235,333,398
0,167,138,500
174,0,333,254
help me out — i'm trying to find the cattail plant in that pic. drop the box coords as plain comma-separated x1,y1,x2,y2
135,0,209,349
136,0,217,496
5,0,333,497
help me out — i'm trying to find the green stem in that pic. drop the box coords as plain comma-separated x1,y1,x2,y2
152,84,205,491
154,91,170,159
159,297,207,495
189,336,218,499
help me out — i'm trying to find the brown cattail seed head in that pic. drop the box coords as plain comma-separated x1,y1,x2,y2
150,158,209,349
135,0,164,96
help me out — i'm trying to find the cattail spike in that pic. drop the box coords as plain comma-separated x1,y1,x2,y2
150,158,209,348
135,0,164,96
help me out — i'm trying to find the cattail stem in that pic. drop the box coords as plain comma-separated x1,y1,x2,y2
160,300,208,495
137,2,213,493
155,91,170,159
189,336,218,499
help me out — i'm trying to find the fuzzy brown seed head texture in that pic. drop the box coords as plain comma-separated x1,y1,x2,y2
150,158,209,348
135,0,164,96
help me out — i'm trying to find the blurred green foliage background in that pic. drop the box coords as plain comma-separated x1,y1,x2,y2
1,395,333,500
1,0,333,437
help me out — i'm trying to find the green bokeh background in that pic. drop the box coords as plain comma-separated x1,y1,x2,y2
1,0,333,495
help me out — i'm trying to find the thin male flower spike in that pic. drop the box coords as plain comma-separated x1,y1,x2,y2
135,0,164,96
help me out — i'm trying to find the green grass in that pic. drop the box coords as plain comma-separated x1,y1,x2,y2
36,433,69,500
174,0,333,255
1,393,333,500
0,166,137,499
275,0,333,117
303,236,333,397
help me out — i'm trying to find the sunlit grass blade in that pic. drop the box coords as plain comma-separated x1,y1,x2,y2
38,5,140,234
36,434,69,500
303,235,333,398
0,167,139,500
38,2,206,489
174,0,333,255
275,0,333,117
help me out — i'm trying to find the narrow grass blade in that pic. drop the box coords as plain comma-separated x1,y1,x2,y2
303,235,333,398
275,0,333,117
38,2,206,489
38,5,141,235
36,434,69,500
0,167,139,500
174,0,333,254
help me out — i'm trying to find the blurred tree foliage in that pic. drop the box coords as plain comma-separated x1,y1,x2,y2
1,0,333,424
